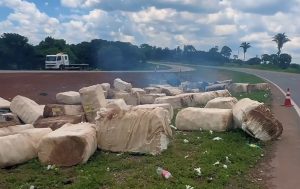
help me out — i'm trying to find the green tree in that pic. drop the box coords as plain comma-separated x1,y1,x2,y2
240,42,251,61
208,46,219,53
278,53,292,69
220,46,232,58
261,54,271,64
272,33,290,56
0,33,36,69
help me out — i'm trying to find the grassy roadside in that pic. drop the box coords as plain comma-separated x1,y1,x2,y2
224,63,300,74
0,70,271,189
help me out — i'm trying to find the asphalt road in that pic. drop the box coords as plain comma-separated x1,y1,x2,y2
202,66,300,115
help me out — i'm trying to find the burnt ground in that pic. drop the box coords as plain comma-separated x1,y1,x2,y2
0,69,233,104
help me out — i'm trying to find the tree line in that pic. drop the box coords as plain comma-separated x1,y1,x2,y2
0,32,295,70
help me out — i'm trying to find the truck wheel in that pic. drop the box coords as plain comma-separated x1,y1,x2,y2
59,65,64,70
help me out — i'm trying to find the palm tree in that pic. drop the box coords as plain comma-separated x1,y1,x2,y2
272,33,290,56
240,42,251,61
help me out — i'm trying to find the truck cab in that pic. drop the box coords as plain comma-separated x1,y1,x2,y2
45,53,69,69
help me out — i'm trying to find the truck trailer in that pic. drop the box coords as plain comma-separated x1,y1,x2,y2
45,53,89,70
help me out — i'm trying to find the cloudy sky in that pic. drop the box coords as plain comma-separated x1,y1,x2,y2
0,0,300,63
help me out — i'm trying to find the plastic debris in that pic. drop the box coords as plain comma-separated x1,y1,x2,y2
116,153,124,156
248,144,260,148
186,185,194,189
170,125,178,130
106,167,110,172
184,155,189,159
202,150,208,154
223,164,228,169
29,186,35,189
212,137,222,141
197,137,200,139
209,130,213,135
183,139,189,143
46,165,56,170
213,161,220,166
194,167,202,176
225,156,231,164
157,167,172,179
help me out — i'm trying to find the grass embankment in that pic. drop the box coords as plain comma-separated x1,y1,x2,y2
0,71,270,189
224,63,300,74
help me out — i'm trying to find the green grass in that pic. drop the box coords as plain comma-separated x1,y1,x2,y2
0,130,264,189
224,63,300,74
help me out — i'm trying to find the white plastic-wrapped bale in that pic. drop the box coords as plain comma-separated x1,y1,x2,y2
0,124,34,137
10,95,43,124
114,91,140,106
193,90,231,106
140,93,166,104
144,87,162,94
175,108,233,131
56,91,81,105
131,88,146,95
133,103,174,120
154,93,195,109
205,97,238,109
18,128,52,150
247,83,270,93
38,123,97,167
228,83,249,93
96,107,172,155
0,97,10,109
161,87,183,96
79,84,107,123
34,115,85,130
43,104,84,117
113,78,132,92
0,134,36,168
100,83,111,91
106,99,130,111
232,98,283,141
0,113,21,128
205,83,228,92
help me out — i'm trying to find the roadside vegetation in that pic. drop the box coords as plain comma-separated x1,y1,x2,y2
0,69,271,189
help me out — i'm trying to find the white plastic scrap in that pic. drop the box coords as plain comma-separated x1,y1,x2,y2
209,130,213,135
225,156,231,164
186,185,194,189
213,161,220,166
197,137,200,139
183,139,189,143
184,155,189,159
248,144,260,148
223,164,228,169
29,186,35,189
170,125,178,130
194,167,202,176
202,150,208,154
212,137,222,141
106,167,110,172
46,165,56,170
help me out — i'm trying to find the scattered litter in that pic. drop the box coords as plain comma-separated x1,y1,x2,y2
207,177,213,182
183,133,187,136
116,153,124,156
202,150,208,154
248,144,260,148
260,154,264,157
170,125,177,130
183,139,189,143
209,130,213,135
225,156,231,164
197,137,200,139
213,161,220,166
223,164,228,169
29,185,35,189
212,137,222,141
199,128,203,131
194,167,201,176
156,167,172,179
46,165,56,170
184,155,189,159
106,167,110,172
257,178,262,181
186,185,194,189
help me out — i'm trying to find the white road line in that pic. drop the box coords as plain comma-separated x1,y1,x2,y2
251,73,300,118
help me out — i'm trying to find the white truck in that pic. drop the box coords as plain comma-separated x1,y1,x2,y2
45,53,89,70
